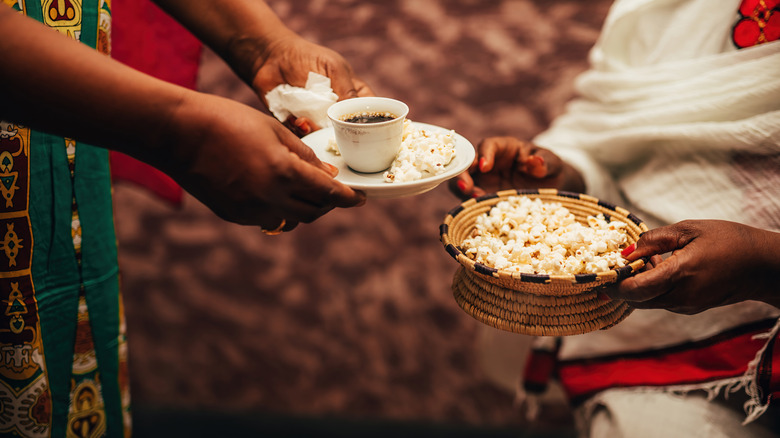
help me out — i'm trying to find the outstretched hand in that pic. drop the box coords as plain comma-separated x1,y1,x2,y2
449,136,585,200
606,220,780,314
154,92,366,231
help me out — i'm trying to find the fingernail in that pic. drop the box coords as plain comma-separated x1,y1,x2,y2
324,163,338,176
598,292,611,301
621,243,636,257
479,157,488,172
457,180,467,193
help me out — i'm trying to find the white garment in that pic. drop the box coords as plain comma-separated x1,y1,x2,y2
533,0,780,231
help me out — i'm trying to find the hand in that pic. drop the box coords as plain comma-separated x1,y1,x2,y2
605,220,780,314
251,33,374,106
153,92,366,230
449,136,585,200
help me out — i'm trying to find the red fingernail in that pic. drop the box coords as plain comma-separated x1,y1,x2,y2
457,180,467,193
621,243,636,257
323,163,338,176
598,292,611,301
479,157,488,172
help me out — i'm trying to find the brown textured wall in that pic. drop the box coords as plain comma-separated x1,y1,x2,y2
115,0,612,432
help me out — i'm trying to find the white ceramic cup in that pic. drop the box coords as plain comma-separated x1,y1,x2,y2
327,97,409,173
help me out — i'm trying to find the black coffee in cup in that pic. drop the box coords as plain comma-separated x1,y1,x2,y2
340,111,397,124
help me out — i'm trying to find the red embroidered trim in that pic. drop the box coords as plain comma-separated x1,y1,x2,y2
733,0,780,48
557,319,777,404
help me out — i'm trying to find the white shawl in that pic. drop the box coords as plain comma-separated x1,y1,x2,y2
533,0,780,231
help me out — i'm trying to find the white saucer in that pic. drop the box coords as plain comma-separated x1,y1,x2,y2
302,122,475,199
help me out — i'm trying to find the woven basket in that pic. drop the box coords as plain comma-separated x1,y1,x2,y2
440,189,649,336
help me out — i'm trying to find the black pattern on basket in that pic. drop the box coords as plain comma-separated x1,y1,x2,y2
440,189,649,336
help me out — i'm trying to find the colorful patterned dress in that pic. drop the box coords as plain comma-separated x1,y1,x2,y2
0,1,131,437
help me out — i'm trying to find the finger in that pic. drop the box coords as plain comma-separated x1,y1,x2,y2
353,78,375,98
285,154,366,208
647,255,663,268
624,224,695,262
518,155,548,179
477,139,500,173
628,290,698,314
532,148,562,177
282,116,314,137
253,198,332,228
515,139,532,163
246,179,359,226
321,162,339,177
279,196,339,223
493,139,522,172
273,122,334,175
610,254,682,302
471,185,488,198
328,67,360,100
294,116,318,136
451,172,475,198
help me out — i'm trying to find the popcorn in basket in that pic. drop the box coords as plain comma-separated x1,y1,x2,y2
440,189,649,336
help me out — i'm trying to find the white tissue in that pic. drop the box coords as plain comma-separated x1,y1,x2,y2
265,71,338,128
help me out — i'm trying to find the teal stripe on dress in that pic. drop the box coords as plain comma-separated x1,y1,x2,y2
80,0,100,48
75,143,123,438
22,0,43,22
29,129,81,438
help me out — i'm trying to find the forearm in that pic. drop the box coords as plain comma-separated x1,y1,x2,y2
0,7,191,163
152,0,294,84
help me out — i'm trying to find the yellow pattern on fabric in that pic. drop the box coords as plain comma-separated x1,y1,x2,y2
0,150,21,208
0,120,50,438
42,0,83,39
1,222,23,267
67,379,107,438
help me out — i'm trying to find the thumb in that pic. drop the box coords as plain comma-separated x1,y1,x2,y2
625,223,695,262
328,69,360,100
274,122,334,175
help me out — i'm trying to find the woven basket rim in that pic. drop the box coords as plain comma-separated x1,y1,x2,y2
440,189,649,287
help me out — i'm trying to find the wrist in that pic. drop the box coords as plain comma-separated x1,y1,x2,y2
131,88,208,176
749,228,780,309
